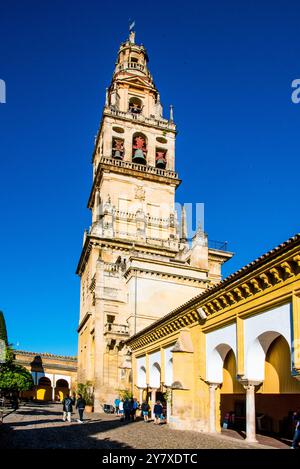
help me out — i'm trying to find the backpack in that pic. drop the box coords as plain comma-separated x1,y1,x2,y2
64,397,72,411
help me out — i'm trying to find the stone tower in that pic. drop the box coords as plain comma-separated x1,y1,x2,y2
76,30,232,410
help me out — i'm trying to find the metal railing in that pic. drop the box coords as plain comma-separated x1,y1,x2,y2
208,240,228,251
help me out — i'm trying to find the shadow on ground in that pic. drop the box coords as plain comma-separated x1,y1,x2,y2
0,405,133,449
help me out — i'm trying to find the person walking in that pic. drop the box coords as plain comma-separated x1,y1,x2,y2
131,398,138,421
291,410,300,448
76,393,86,423
114,397,120,416
153,400,163,425
123,398,131,422
62,394,73,423
141,401,150,422
119,399,124,420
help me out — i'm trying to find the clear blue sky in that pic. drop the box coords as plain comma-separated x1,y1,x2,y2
0,0,299,356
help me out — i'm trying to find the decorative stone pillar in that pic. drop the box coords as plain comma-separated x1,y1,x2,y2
208,383,219,433
150,388,156,418
139,387,143,404
241,380,262,443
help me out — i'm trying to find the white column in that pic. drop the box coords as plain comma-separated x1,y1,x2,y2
242,381,261,443
150,389,156,418
208,383,219,433
139,388,143,404
166,389,172,424
52,374,55,401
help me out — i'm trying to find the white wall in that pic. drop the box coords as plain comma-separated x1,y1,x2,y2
164,346,174,386
206,324,237,383
149,351,161,388
244,303,292,381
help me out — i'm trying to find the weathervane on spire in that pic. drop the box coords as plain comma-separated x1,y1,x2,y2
129,19,136,44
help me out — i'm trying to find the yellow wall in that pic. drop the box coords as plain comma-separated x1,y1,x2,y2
259,336,300,394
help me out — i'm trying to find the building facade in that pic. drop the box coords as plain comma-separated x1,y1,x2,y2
76,30,231,410
127,234,300,441
15,351,77,401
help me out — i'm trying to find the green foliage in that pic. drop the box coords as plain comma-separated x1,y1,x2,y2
5,345,15,364
163,388,172,403
118,388,133,400
0,311,8,345
77,381,94,406
0,344,33,393
0,363,34,392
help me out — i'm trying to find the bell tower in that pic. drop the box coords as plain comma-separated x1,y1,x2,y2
76,30,232,409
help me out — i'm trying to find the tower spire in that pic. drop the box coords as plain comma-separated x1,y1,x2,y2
129,19,135,43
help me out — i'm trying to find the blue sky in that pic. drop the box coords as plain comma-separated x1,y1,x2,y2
0,0,299,356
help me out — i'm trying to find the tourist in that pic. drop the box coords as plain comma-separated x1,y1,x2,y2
131,398,138,421
291,410,300,448
114,396,120,415
62,394,73,422
123,398,131,422
119,399,124,419
76,393,86,423
141,401,150,422
153,400,163,425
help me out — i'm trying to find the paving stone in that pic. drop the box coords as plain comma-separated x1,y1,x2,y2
0,403,279,449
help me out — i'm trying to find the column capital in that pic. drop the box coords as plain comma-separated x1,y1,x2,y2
205,381,221,390
237,378,262,391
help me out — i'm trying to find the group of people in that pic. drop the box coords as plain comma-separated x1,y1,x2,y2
62,393,86,424
114,397,165,424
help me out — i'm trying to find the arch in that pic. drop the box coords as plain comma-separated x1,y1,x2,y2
37,376,52,401
222,349,244,394
56,379,68,388
132,132,147,165
129,97,143,114
38,376,51,386
149,362,161,388
165,357,173,387
245,330,288,381
207,343,234,383
137,365,147,388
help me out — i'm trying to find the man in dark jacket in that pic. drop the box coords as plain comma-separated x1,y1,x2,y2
141,401,150,422
153,401,163,425
76,393,86,423
62,394,73,422
291,411,300,448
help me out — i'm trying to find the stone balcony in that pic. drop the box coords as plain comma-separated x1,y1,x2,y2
104,323,129,338
99,156,179,180
103,106,176,131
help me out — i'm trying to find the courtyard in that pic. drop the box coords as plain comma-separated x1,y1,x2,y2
0,402,290,449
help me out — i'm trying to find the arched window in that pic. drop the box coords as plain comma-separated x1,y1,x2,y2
129,97,143,115
155,148,167,169
56,379,69,388
112,137,124,160
38,376,51,386
132,133,147,165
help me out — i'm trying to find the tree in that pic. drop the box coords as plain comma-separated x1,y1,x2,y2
0,346,33,394
0,311,8,345
77,381,94,406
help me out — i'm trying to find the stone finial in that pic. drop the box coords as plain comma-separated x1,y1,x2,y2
181,205,188,241
129,30,135,44
170,104,174,122
105,87,109,107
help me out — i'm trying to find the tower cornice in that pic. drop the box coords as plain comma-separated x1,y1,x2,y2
87,157,181,209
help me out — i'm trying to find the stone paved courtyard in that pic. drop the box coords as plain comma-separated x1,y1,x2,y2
0,402,288,449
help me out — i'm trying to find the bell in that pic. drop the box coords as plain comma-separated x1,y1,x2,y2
113,150,122,160
156,158,166,169
132,149,147,165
